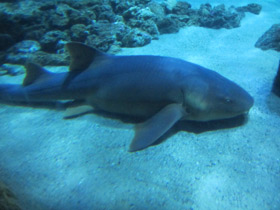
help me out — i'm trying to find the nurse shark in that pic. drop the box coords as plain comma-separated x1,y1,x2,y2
0,42,254,152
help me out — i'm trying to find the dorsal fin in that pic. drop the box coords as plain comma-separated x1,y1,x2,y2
23,63,52,86
65,42,106,72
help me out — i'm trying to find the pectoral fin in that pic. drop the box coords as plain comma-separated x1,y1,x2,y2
64,105,94,119
129,103,185,152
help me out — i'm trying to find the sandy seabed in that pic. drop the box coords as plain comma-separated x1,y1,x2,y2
0,0,280,209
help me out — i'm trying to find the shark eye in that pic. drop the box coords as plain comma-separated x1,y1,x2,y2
225,97,232,103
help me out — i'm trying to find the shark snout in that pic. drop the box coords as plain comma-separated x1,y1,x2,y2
239,91,254,114
247,94,254,110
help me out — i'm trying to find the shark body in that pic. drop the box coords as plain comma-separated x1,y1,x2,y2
0,42,254,151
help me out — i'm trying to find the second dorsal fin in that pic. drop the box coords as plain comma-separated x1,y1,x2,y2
23,63,52,86
65,42,106,72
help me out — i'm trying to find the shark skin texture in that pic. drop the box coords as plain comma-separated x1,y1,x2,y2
0,42,254,152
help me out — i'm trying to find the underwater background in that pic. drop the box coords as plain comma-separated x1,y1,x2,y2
0,0,279,209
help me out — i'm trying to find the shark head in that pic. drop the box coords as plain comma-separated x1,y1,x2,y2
183,70,254,121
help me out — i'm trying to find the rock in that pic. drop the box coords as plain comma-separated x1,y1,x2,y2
86,34,114,52
48,14,69,30
5,50,68,66
255,24,280,51
70,24,89,42
92,4,115,22
110,0,133,14
124,6,156,22
24,27,47,41
98,11,117,22
157,17,180,34
0,0,263,66
5,52,30,65
198,4,244,29
121,28,152,47
148,1,166,19
39,2,57,11
123,6,159,38
169,14,190,27
139,19,160,39
135,0,152,6
163,0,178,13
137,7,157,20
90,3,116,23
0,6,42,43
43,1,93,25
8,40,41,54
0,64,24,76
5,40,67,66
172,1,191,15
40,30,68,53
198,3,212,16
28,51,69,66
86,21,129,51
236,3,262,15
67,8,92,26
107,44,122,54
0,33,15,51
185,9,200,26
123,6,141,20
47,3,87,29
66,0,100,9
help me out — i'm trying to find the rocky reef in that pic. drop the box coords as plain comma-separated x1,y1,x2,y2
0,0,261,67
